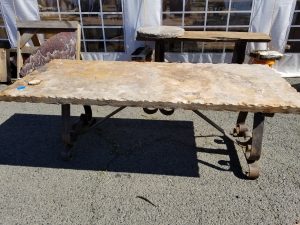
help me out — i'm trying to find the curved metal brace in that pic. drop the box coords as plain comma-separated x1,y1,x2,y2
245,112,265,162
233,112,249,137
143,108,158,114
159,108,175,116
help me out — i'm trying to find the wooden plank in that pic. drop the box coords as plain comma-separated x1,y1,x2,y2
20,46,39,54
10,47,39,54
31,34,41,46
0,48,7,82
76,24,81,60
17,21,79,30
137,31,271,42
0,60,300,114
19,28,79,35
5,49,11,83
17,31,22,79
180,31,271,42
19,33,35,48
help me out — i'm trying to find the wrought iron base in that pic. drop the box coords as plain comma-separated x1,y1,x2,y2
61,105,272,179
193,110,273,179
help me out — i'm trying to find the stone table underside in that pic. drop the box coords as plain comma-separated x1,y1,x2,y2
1,59,300,114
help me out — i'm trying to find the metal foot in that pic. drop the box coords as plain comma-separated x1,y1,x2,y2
242,112,265,179
245,161,260,179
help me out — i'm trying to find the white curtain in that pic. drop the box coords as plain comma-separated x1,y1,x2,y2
272,1,299,77
0,0,40,48
249,0,298,77
82,0,162,60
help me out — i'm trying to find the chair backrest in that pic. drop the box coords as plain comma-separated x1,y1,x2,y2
17,21,81,78
20,31,77,77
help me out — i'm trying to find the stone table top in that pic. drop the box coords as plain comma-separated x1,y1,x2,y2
0,59,300,114
137,26,185,39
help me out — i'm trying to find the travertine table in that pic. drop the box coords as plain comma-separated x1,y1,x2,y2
1,59,299,179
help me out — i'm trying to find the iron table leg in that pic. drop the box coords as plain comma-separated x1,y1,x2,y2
83,105,93,122
244,112,265,179
155,39,165,62
232,41,247,64
61,104,73,160
153,40,175,116
233,111,250,138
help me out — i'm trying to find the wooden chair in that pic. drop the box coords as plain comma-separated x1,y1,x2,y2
17,20,81,78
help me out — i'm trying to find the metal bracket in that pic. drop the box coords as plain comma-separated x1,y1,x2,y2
60,104,126,160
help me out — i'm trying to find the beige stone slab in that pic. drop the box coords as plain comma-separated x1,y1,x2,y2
0,59,300,114
137,26,185,38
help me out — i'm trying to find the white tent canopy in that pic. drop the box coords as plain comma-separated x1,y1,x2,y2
0,0,299,77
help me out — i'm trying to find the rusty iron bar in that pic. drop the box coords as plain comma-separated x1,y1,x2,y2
89,106,126,130
245,112,265,161
193,110,237,143
61,104,71,145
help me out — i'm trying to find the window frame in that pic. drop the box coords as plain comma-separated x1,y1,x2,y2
162,0,254,53
286,6,300,53
0,7,8,42
38,0,125,53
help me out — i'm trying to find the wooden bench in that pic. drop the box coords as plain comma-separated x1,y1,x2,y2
137,30,271,63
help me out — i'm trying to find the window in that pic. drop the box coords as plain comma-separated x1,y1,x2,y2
162,0,253,53
286,0,300,53
0,7,8,42
38,0,124,53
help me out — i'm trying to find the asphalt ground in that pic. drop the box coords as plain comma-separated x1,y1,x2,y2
0,79,299,225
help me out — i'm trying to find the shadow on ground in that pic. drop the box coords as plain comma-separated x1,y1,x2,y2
0,114,244,178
